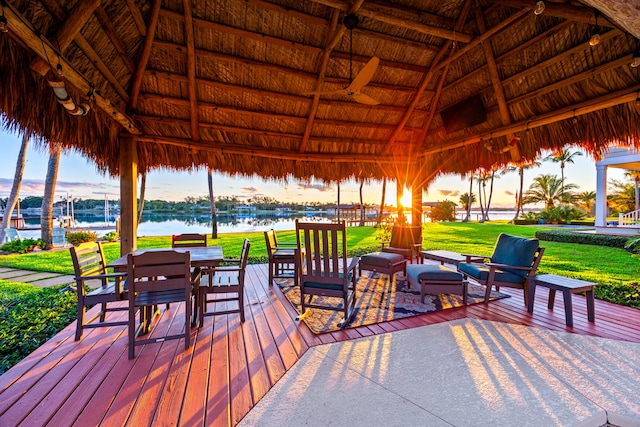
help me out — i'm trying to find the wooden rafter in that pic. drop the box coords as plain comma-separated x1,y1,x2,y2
423,84,640,156
490,0,616,27
94,6,136,73
30,0,100,75
183,0,199,141
128,0,162,111
135,135,411,163
310,0,473,42
475,8,519,161
3,3,139,133
384,0,473,155
126,0,147,36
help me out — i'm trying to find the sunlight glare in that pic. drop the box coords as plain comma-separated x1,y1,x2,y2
399,192,412,208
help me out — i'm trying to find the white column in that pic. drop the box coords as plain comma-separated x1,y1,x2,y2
595,164,607,227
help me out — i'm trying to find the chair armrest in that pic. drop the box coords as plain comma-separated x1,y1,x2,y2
346,257,359,273
460,254,491,263
79,272,127,294
277,241,298,247
486,262,535,271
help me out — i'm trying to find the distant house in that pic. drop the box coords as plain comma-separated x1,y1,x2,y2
235,204,256,212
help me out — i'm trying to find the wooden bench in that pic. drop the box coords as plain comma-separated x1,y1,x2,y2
528,274,596,327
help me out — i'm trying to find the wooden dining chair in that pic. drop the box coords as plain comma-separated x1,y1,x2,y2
199,238,250,326
70,241,128,341
264,229,298,286
171,233,207,248
126,250,200,359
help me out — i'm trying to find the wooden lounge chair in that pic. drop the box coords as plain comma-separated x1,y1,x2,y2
458,233,545,305
264,229,298,286
296,220,358,328
199,238,250,326
381,225,423,263
126,250,200,359
3,228,20,244
69,241,128,341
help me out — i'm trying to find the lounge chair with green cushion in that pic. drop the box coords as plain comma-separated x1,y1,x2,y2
458,233,545,305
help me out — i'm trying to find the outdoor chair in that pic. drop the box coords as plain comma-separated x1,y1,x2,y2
264,229,299,286
3,228,20,244
69,241,128,341
199,238,250,326
458,233,545,306
381,225,423,263
295,220,358,328
172,233,208,248
52,227,67,247
126,250,200,359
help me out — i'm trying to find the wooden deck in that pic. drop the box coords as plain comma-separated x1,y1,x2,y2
1,262,640,426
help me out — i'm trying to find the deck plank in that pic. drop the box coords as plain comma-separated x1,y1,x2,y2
1,262,640,427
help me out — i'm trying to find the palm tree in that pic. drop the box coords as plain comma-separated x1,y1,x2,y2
359,177,365,226
575,191,596,215
607,179,636,215
208,166,218,239
136,172,146,233
459,192,475,222
544,148,582,202
377,177,386,226
522,174,578,209
476,171,488,222
483,169,499,221
40,145,61,249
465,173,473,222
504,160,540,221
624,170,640,211
0,134,29,244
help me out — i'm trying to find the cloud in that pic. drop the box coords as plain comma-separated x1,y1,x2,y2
438,189,460,197
241,186,259,193
0,178,117,198
504,190,515,196
297,182,332,192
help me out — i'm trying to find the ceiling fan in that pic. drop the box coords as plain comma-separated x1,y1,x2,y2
304,14,380,105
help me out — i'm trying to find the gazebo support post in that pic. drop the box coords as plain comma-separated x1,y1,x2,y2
411,160,423,228
119,138,138,255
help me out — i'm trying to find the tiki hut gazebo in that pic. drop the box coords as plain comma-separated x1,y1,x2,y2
1,0,639,253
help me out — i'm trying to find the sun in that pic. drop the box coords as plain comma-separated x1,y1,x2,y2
399,192,412,208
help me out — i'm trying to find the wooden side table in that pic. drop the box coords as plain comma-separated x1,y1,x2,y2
528,274,597,327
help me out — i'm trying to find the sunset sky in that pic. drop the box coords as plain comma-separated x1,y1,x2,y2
0,127,623,209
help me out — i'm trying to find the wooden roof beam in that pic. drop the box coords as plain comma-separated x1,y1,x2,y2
490,0,616,27
94,6,137,73
384,0,473,155
126,0,147,36
183,0,199,141
129,0,162,111
137,95,422,131
310,0,473,43
475,8,519,161
3,3,139,133
136,135,411,164
30,0,100,76
423,84,640,156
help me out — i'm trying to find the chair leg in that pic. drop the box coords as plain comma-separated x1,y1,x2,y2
128,304,136,359
268,261,274,286
484,284,492,304
100,303,107,322
75,302,85,341
239,288,245,322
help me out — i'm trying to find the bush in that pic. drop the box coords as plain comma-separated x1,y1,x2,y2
0,238,44,254
534,229,630,249
428,200,457,222
101,231,119,242
0,284,77,374
65,229,98,246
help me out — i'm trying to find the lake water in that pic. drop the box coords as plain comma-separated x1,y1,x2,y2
17,209,523,239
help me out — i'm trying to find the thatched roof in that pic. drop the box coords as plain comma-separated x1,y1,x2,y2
1,0,639,186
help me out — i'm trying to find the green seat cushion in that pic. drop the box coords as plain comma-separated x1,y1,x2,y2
361,251,405,267
273,248,296,258
303,271,354,291
458,262,524,284
406,264,463,289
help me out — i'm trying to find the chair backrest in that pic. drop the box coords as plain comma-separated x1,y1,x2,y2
172,233,207,248
491,233,541,278
296,220,348,287
389,225,423,248
264,229,276,257
4,228,20,243
70,241,107,280
238,238,251,282
52,227,67,246
127,250,191,294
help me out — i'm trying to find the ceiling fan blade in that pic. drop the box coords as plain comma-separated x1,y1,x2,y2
351,92,380,105
346,57,379,92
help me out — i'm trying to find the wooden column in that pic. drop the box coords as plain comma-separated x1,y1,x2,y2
396,179,405,224
411,161,423,228
119,138,138,255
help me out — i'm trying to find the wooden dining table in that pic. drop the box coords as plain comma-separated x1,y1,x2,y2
106,246,224,271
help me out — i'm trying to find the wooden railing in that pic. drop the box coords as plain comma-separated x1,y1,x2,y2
619,209,640,226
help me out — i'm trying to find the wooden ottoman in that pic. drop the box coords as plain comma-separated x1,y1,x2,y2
406,264,468,305
359,252,407,278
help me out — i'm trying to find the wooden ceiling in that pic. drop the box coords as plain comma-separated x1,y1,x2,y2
0,0,639,184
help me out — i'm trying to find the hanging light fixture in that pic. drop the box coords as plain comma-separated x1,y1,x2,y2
47,73,90,116
589,12,601,47
0,1,8,33
534,1,545,15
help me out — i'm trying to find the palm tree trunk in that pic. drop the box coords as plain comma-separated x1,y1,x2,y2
359,178,365,226
514,167,524,221
484,172,495,221
136,173,146,232
477,179,485,223
208,166,218,239
0,134,29,244
635,178,639,211
377,178,386,226
40,146,61,249
464,175,473,222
